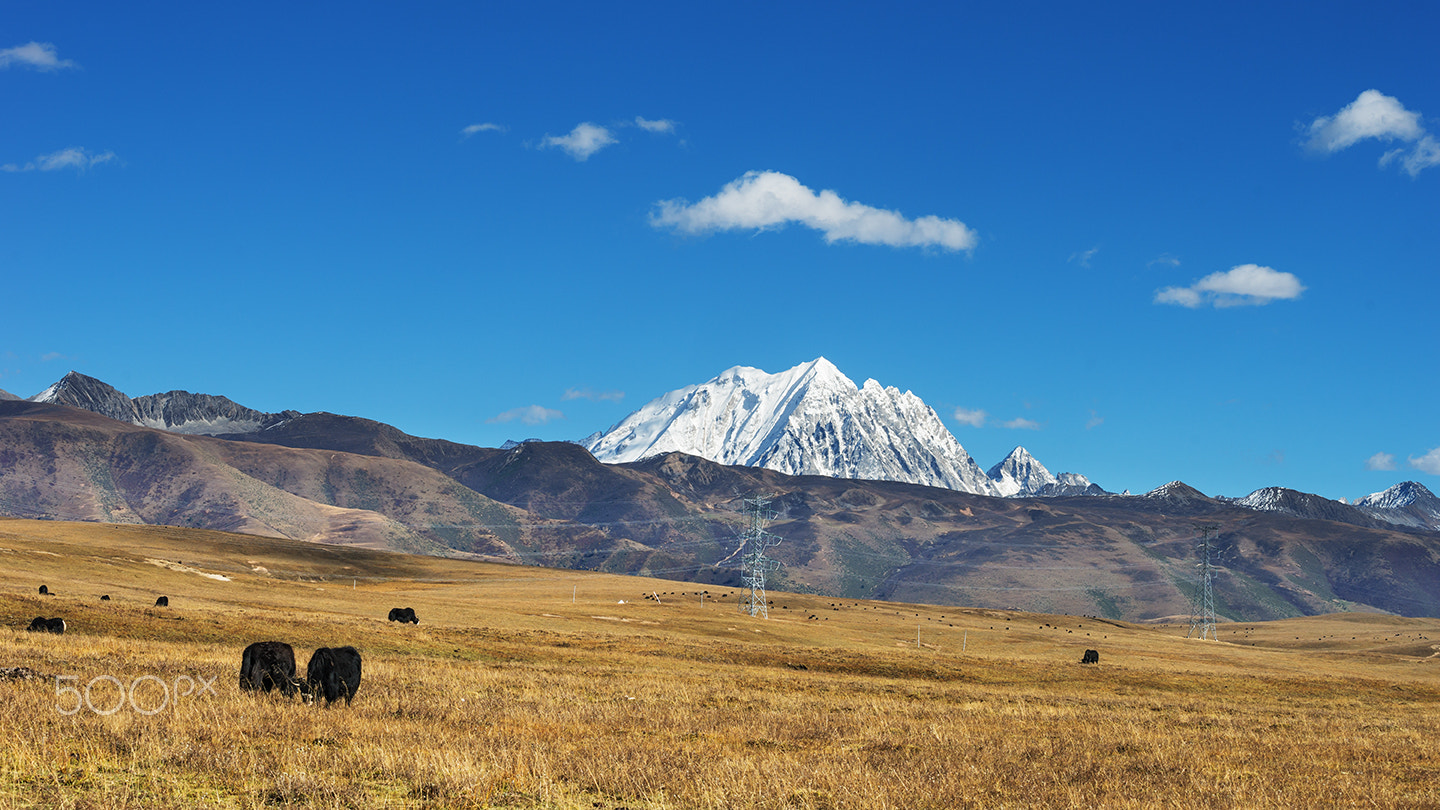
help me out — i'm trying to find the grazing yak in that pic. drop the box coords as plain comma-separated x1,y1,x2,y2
239,641,304,697
154,596,169,607
306,646,362,705
1081,649,1100,664
26,617,66,634
387,607,418,624
38,585,49,595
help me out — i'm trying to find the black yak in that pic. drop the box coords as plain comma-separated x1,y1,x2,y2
1081,649,1100,664
26,617,65,634
306,646,362,705
387,607,418,624
239,641,303,697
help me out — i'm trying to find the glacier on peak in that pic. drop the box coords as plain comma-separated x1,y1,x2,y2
586,357,1000,495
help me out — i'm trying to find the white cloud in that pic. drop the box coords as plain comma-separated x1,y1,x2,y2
563,387,624,403
1365,452,1397,471
1304,90,1438,177
540,122,617,161
952,407,987,427
652,171,977,252
1148,254,1181,269
1381,134,1440,177
0,42,77,71
1,147,116,173
1155,264,1305,308
1069,246,1099,268
1002,417,1041,430
487,405,565,425
1086,410,1104,430
1410,447,1440,475
635,116,676,134
462,123,506,137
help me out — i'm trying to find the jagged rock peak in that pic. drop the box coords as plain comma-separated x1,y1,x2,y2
28,371,296,436
986,446,1057,497
586,357,1000,495
30,371,137,423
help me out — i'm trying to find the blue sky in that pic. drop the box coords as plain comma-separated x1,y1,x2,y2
2,1,1436,502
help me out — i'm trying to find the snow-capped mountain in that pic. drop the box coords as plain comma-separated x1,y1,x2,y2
586,358,1000,495
986,447,1057,497
29,371,297,436
1031,472,1110,497
1229,486,1385,527
1356,482,1440,532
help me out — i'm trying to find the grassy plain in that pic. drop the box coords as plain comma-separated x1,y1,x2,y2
1,517,1439,808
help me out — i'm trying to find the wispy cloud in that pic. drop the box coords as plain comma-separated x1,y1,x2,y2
1,147,116,173
0,42,77,71
1155,264,1305,308
952,407,987,427
1148,254,1181,269
1086,410,1104,430
461,122,507,137
1410,447,1440,475
487,405,565,425
1002,417,1041,430
1303,90,1439,177
540,122,617,161
652,171,977,252
635,116,676,134
1069,246,1099,268
563,387,624,403
1365,452,1397,471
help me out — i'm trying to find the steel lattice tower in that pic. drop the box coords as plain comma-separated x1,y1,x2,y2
1186,523,1220,640
737,494,783,618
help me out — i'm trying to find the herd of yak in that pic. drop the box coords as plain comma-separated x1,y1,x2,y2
23,584,428,706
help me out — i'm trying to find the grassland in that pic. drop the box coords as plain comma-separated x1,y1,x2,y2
2,517,1439,808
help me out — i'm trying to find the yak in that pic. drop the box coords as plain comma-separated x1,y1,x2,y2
306,646,362,705
1081,649,1100,664
26,617,65,634
387,607,418,624
239,641,304,697
154,596,169,607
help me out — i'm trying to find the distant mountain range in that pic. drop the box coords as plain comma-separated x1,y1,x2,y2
4,369,1438,621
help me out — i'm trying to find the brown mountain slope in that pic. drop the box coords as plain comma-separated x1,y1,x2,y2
0,402,545,557
4,402,1439,621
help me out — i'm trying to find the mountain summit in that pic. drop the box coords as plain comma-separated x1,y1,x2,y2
986,446,1057,497
30,371,297,436
585,358,1000,495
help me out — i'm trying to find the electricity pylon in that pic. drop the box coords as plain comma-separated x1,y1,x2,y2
1186,523,1220,640
737,494,783,618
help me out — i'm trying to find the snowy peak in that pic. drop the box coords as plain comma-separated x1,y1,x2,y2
1232,486,1379,525
986,446,1057,497
586,358,1000,495
1359,482,1435,510
1356,482,1440,532
1032,472,1111,497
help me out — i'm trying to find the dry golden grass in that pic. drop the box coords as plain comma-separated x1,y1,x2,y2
2,517,1439,808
